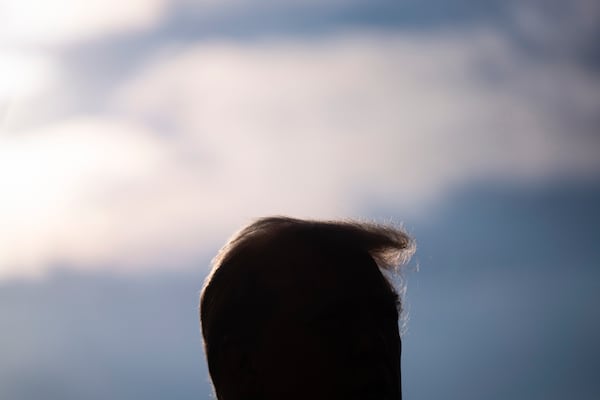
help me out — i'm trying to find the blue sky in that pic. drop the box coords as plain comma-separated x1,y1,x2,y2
0,1,599,399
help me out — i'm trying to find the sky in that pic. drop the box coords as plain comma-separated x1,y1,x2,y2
0,1,599,399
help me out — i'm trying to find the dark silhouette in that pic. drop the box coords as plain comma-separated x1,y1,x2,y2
200,217,414,399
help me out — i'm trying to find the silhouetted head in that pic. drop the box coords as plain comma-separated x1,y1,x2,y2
200,217,413,400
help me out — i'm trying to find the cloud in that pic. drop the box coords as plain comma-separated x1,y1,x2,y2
0,50,56,101
0,0,167,46
116,30,600,201
511,0,600,55
1,30,599,278
0,118,165,276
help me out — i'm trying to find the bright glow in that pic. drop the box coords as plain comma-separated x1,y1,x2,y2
0,51,55,102
0,118,163,277
0,0,167,45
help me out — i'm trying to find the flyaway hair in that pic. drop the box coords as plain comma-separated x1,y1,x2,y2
209,216,414,278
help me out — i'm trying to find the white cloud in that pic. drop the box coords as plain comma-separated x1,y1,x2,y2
0,0,167,46
0,118,165,276
2,30,599,278
116,31,600,205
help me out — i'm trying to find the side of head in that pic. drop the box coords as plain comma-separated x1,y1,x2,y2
200,217,413,400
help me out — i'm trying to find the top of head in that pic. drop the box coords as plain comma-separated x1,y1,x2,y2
200,216,413,400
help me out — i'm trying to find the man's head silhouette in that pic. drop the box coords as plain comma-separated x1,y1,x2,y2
200,217,413,400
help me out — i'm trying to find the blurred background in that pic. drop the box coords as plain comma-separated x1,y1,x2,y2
1,0,599,399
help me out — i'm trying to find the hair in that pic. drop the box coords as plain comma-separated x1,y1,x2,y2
200,216,414,399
